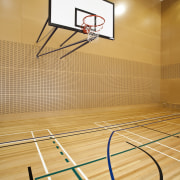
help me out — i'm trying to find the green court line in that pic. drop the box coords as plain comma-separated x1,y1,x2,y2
65,158,69,163
53,141,82,178
35,132,180,180
72,168,83,180
111,132,180,157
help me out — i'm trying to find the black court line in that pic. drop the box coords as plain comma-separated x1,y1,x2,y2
1,114,178,145
1,114,179,145
0,116,180,148
136,124,180,138
28,166,33,180
107,118,171,179
35,132,180,180
0,115,179,149
126,142,163,180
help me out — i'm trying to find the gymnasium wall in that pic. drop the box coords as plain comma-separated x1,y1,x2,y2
161,0,180,106
0,0,161,114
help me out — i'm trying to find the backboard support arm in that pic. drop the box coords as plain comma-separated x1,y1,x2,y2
36,27,58,58
37,38,88,58
59,35,98,59
60,41,90,59
36,18,49,43
60,31,78,47
36,16,98,59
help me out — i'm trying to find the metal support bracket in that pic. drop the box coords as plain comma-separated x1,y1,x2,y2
36,17,97,59
60,31,78,47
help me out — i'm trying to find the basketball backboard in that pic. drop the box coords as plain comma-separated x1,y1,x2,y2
49,0,115,40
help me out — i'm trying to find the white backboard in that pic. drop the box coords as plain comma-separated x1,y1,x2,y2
49,0,115,40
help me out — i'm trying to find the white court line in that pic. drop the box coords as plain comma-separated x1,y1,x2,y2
163,121,180,126
105,121,180,153
95,112,179,125
141,115,180,130
95,111,170,123
141,112,179,119
108,117,132,122
47,129,88,180
0,129,48,137
94,112,141,123
31,131,51,180
95,113,180,131
95,122,180,162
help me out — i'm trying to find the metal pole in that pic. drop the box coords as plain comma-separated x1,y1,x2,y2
36,27,57,58
36,18,49,43
60,31,78,47
60,41,90,59
38,38,88,57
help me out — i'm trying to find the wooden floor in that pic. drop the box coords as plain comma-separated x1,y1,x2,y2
0,105,180,180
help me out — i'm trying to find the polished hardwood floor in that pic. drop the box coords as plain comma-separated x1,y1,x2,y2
0,105,180,180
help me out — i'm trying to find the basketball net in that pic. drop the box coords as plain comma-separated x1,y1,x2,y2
87,28,99,42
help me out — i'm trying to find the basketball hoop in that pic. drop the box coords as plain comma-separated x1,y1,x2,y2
81,14,105,41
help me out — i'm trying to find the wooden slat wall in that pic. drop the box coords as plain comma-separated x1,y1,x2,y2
161,64,180,79
161,0,180,107
0,40,160,114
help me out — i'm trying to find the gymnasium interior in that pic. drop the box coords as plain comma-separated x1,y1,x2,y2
0,0,180,179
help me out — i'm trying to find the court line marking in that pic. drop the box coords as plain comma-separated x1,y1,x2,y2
0,115,176,148
34,132,180,180
106,112,180,123
141,111,178,118
162,121,180,126
126,141,163,180
47,129,88,180
141,117,180,131
95,113,180,127
98,122,180,162
1,114,179,146
0,129,48,137
95,111,175,123
98,111,170,122
105,122,180,153
31,131,51,180
0,113,153,137
28,166,34,180
137,124,180,138
1,112,176,137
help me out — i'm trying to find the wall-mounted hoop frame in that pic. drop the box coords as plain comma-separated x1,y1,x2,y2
81,14,105,34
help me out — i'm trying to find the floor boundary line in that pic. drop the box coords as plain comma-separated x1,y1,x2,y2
31,131,51,180
1,114,179,146
34,131,180,180
163,121,180,126
0,129,48,137
125,129,180,153
95,111,167,123
104,121,180,153
102,122,180,162
95,113,180,128
95,111,175,123
47,129,88,180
